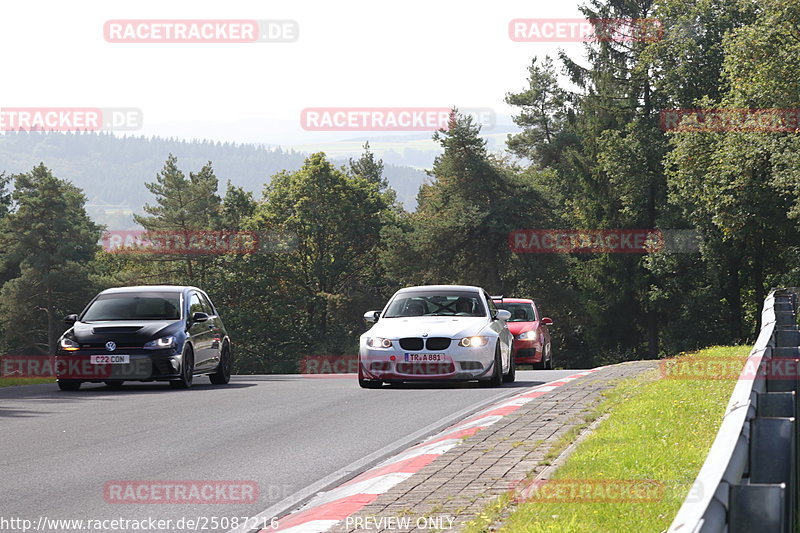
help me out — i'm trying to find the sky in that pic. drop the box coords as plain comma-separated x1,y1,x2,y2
0,0,589,145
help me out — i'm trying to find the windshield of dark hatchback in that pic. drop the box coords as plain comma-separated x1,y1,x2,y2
81,293,182,321
384,291,486,318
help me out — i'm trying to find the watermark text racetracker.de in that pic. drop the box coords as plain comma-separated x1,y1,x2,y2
101,230,298,255
104,480,258,504
509,18,663,43
300,107,496,131
508,229,700,254
0,354,150,380
0,515,279,532
104,19,298,43
299,355,359,376
0,108,142,132
509,478,665,503
661,108,800,132
660,357,800,381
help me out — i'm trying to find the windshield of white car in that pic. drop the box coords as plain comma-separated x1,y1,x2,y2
384,292,486,318
81,293,181,321
496,302,536,322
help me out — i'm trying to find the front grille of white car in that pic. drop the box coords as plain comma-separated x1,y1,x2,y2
399,337,452,351
399,338,424,350
425,337,451,350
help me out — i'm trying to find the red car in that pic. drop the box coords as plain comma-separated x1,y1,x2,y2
494,298,553,369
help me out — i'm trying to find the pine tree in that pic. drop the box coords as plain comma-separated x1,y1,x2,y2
133,155,222,280
0,164,102,354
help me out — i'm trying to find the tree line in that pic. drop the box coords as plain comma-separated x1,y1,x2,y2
2,0,799,370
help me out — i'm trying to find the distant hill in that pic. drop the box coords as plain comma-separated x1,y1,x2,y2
0,132,427,228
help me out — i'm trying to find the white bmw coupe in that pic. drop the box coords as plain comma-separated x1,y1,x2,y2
358,285,515,388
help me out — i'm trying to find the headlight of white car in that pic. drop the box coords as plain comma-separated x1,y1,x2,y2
517,331,538,341
458,336,489,348
366,337,393,348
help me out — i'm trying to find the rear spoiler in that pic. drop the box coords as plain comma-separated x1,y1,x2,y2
490,295,503,302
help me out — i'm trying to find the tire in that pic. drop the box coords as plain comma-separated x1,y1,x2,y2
170,347,194,389
358,360,382,388
104,381,125,389
533,346,547,370
533,346,550,370
503,348,516,383
545,345,554,369
480,344,503,387
209,345,232,385
57,380,81,391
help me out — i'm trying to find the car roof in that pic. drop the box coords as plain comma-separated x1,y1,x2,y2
99,285,200,294
395,285,484,293
497,298,535,304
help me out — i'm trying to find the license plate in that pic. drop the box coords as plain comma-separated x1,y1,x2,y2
90,354,130,364
404,353,446,362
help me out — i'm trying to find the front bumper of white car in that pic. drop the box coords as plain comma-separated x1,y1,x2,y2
359,338,497,381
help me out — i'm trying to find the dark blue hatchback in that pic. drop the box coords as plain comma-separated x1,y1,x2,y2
55,285,232,391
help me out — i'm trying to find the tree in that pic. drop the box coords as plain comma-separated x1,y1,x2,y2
0,164,102,354
349,142,387,188
666,0,800,336
133,155,222,281
237,152,393,369
507,0,672,358
505,56,574,168
220,181,257,231
640,0,760,346
384,110,554,295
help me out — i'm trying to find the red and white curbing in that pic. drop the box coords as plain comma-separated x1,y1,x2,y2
263,369,602,533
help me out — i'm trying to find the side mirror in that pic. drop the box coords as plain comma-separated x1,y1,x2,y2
191,312,210,323
363,310,381,323
542,317,553,326
64,314,78,325
496,309,512,321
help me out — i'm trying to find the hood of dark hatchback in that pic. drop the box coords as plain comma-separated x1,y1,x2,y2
71,320,180,347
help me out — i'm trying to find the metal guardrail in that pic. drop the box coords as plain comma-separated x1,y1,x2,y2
668,288,799,533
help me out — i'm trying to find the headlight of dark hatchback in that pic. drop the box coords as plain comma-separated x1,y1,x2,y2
143,336,176,350
59,337,80,351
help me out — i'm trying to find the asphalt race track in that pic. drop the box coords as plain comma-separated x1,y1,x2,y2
0,370,578,532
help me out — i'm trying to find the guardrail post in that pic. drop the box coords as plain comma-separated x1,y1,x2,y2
667,290,797,533
747,417,796,531
776,308,796,327
729,483,786,533
772,307,800,532
774,347,800,358
776,329,800,348
757,392,796,418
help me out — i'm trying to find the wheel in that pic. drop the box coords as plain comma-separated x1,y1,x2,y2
57,380,81,391
480,344,503,387
545,345,554,369
104,381,125,389
170,347,194,389
358,360,382,388
503,349,516,383
209,345,232,385
533,347,547,370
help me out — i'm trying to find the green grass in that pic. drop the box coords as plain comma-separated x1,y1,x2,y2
0,377,55,387
467,345,749,533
